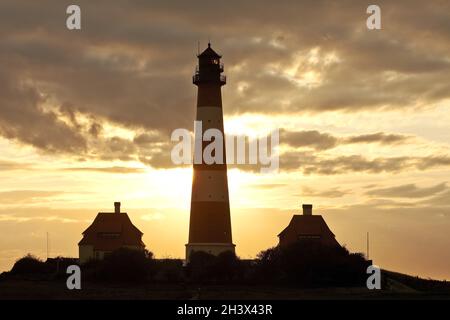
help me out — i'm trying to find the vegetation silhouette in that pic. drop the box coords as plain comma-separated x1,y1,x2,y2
3,239,450,298
186,250,243,283
7,242,370,287
9,255,78,281
83,248,155,282
183,241,369,287
11,254,50,275
153,258,184,283
254,240,369,287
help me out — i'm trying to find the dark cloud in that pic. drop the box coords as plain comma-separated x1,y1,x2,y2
417,156,450,170
421,190,450,207
135,138,175,169
281,130,338,150
1,2,449,125
1,0,450,169
366,183,448,198
0,73,87,154
127,134,450,173
88,122,102,137
344,132,411,145
281,130,411,150
94,137,137,162
280,152,450,175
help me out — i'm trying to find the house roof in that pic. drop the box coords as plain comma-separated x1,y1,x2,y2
277,215,336,238
78,212,144,251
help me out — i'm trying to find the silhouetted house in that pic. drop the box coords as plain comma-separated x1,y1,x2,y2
278,204,340,248
78,202,145,264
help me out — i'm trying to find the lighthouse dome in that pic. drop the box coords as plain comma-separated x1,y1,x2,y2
198,43,222,59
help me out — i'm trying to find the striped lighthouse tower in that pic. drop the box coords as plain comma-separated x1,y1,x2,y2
186,43,235,260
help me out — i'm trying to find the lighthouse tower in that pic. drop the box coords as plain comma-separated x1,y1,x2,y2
186,43,235,260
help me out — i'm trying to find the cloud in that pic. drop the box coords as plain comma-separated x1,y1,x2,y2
281,130,337,150
252,183,287,189
416,156,450,170
344,132,411,145
422,190,450,207
280,152,450,175
300,186,350,198
0,0,449,159
0,190,65,204
93,137,138,162
62,166,146,174
0,160,33,171
134,132,166,145
366,183,448,198
0,73,87,154
0,214,80,223
281,130,412,150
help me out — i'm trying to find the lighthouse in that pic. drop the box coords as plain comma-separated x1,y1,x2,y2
186,43,235,260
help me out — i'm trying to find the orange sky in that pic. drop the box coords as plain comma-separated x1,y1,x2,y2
1,0,450,279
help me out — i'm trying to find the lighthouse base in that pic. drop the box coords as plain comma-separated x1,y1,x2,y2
185,243,236,261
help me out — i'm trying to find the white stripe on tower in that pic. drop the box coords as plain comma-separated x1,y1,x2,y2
193,105,228,202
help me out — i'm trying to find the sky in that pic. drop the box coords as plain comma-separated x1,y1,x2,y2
0,0,450,279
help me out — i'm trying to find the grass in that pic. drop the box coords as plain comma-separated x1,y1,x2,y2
0,277,449,300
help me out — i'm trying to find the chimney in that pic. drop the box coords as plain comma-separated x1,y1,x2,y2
114,202,121,214
302,204,312,215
